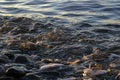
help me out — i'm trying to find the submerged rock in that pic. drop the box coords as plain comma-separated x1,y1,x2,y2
19,41,38,51
4,53,15,60
0,16,119,80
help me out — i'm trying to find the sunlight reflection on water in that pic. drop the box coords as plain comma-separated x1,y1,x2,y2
0,0,120,25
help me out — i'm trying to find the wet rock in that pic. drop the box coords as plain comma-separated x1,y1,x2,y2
43,29,64,41
0,77,14,80
4,53,15,60
0,55,10,63
41,59,61,64
22,73,40,80
3,22,17,27
39,63,64,72
10,17,32,24
30,22,45,32
39,63,73,78
0,26,13,34
0,21,16,33
16,34,36,41
19,41,38,51
82,47,110,62
0,16,120,80
68,59,81,65
5,66,26,78
109,58,120,69
41,59,53,63
8,26,29,35
14,55,31,64
30,54,41,61
0,65,5,76
5,40,23,49
4,63,27,70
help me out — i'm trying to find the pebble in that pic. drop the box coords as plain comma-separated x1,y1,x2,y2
0,65,5,76
22,73,40,80
14,55,30,64
0,77,14,80
19,41,38,51
4,53,15,60
5,66,26,78
39,63,73,77
39,63,65,72
0,55,10,63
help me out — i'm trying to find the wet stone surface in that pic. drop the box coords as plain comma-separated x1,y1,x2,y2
0,16,120,80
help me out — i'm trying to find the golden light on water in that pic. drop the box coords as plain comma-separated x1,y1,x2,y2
100,20,120,24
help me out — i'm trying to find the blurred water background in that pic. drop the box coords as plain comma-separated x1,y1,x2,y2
0,0,120,25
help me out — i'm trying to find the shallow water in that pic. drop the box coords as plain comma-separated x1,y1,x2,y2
0,1,120,79
0,0,120,25
0,0,120,50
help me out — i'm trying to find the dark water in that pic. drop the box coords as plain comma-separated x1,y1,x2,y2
0,0,120,25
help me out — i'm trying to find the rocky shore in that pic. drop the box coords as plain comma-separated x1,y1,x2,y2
0,16,120,80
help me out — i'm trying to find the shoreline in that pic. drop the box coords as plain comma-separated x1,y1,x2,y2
0,16,120,80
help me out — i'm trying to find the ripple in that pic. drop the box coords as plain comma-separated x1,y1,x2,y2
0,1,22,5
0,0,119,25
57,5,90,11
24,0,52,5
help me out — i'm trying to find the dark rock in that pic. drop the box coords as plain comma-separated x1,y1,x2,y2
16,34,35,41
29,22,45,32
0,55,10,63
39,63,65,72
5,40,22,49
8,26,29,35
41,59,53,63
22,73,40,80
19,41,38,51
5,66,26,78
4,63,26,70
0,65,5,76
38,71,61,78
0,77,14,80
10,17,32,24
4,53,15,60
14,55,30,64
30,55,41,61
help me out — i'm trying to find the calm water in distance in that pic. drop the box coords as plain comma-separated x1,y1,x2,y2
0,0,120,25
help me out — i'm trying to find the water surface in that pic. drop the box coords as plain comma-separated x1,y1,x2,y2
0,0,120,25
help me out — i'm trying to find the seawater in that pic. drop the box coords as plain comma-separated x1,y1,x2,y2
0,0,120,25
